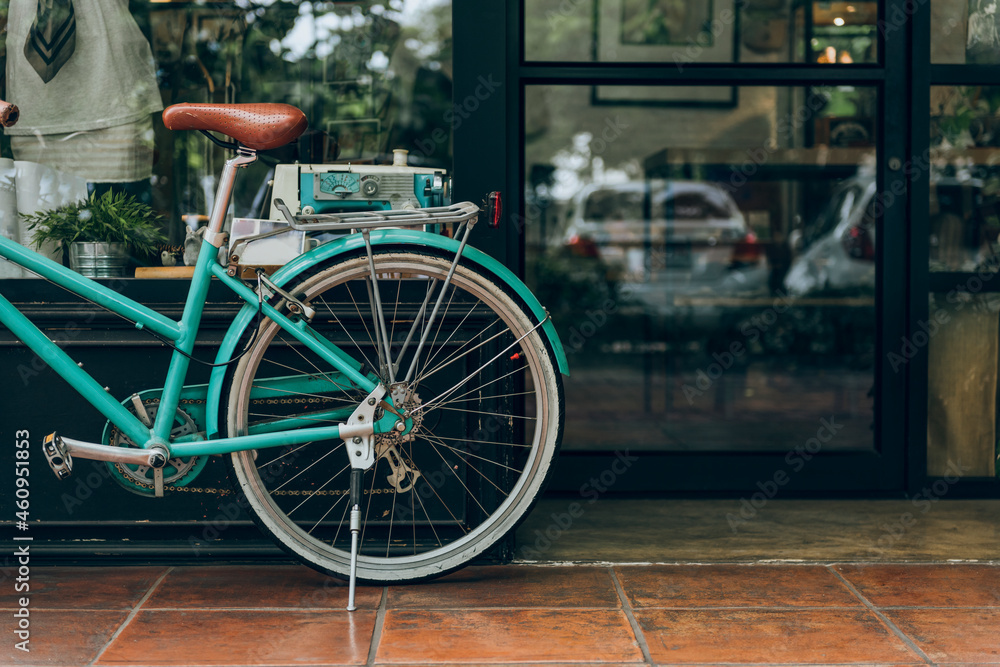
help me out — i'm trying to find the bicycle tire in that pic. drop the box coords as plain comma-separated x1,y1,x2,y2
221,248,564,582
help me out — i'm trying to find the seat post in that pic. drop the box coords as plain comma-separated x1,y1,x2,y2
205,148,257,248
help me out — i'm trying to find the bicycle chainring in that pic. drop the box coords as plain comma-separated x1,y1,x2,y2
106,401,208,497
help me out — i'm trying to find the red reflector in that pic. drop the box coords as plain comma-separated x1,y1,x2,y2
485,191,502,228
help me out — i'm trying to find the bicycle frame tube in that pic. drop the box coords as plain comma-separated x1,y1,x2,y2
0,234,181,340
0,284,153,445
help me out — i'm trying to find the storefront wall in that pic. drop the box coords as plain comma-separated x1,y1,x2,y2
511,0,1000,495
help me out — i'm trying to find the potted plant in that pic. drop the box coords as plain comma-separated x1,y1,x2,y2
24,190,167,277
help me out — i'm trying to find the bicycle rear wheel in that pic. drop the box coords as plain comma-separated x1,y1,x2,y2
222,249,563,582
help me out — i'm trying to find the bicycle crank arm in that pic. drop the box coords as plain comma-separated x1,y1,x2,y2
42,432,169,479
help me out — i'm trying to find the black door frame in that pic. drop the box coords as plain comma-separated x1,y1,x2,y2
456,0,998,496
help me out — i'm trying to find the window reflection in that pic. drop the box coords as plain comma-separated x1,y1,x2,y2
932,0,1000,64
929,86,1000,272
526,85,877,452
926,85,1000,479
0,1,453,271
525,0,879,64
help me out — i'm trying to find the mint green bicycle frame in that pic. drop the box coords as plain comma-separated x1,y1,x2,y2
0,229,393,458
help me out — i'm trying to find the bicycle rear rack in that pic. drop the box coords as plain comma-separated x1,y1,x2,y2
273,198,481,232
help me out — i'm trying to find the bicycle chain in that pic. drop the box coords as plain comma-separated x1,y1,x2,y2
111,396,397,496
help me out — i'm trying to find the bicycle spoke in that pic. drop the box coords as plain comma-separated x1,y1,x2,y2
360,463,379,547
416,363,527,416
248,411,343,425
412,316,508,386
420,429,515,495
317,293,377,373
392,278,438,372
287,461,351,517
344,280,380,364
332,491,351,546
423,432,531,448
385,466,399,558
424,439,489,517
251,381,358,404
413,282,458,381
308,490,350,535
266,441,315,465
389,276,403,356
410,472,444,548
435,405,537,420
261,354,360,399
275,332,357,395
430,389,536,411
272,443,343,492
411,299,483,384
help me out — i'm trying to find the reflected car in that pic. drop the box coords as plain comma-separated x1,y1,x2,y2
561,180,769,320
564,181,762,277
784,173,998,296
783,176,878,296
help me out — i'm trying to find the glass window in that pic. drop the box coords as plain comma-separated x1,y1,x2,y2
932,0,1000,64
525,0,879,64
927,292,1000,478
525,84,877,452
929,86,1000,273
0,0,452,276
927,85,1000,479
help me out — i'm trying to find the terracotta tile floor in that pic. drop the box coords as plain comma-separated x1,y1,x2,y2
3,563,999,666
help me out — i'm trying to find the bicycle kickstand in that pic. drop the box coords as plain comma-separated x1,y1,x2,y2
347,468,363,611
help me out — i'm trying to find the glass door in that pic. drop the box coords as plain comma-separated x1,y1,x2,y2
511,0,908,492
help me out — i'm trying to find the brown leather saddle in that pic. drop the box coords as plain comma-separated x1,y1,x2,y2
162,103,307,151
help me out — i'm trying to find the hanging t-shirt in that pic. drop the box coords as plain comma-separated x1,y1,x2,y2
4,0,163,136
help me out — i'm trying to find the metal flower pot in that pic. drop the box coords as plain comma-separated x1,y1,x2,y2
68,242,129,278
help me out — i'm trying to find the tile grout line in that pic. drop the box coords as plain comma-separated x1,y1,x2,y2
366,586,389,666
609,566,655,666
88,566,174,667
826,565,936,666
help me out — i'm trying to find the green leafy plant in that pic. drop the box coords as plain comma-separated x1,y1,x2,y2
25,190,167,258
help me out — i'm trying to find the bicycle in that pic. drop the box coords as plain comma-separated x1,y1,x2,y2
0,101,567,609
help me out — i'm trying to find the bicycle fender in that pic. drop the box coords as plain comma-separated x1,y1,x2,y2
206,229,569,439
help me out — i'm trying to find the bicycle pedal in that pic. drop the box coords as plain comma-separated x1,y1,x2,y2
42,432,73,480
